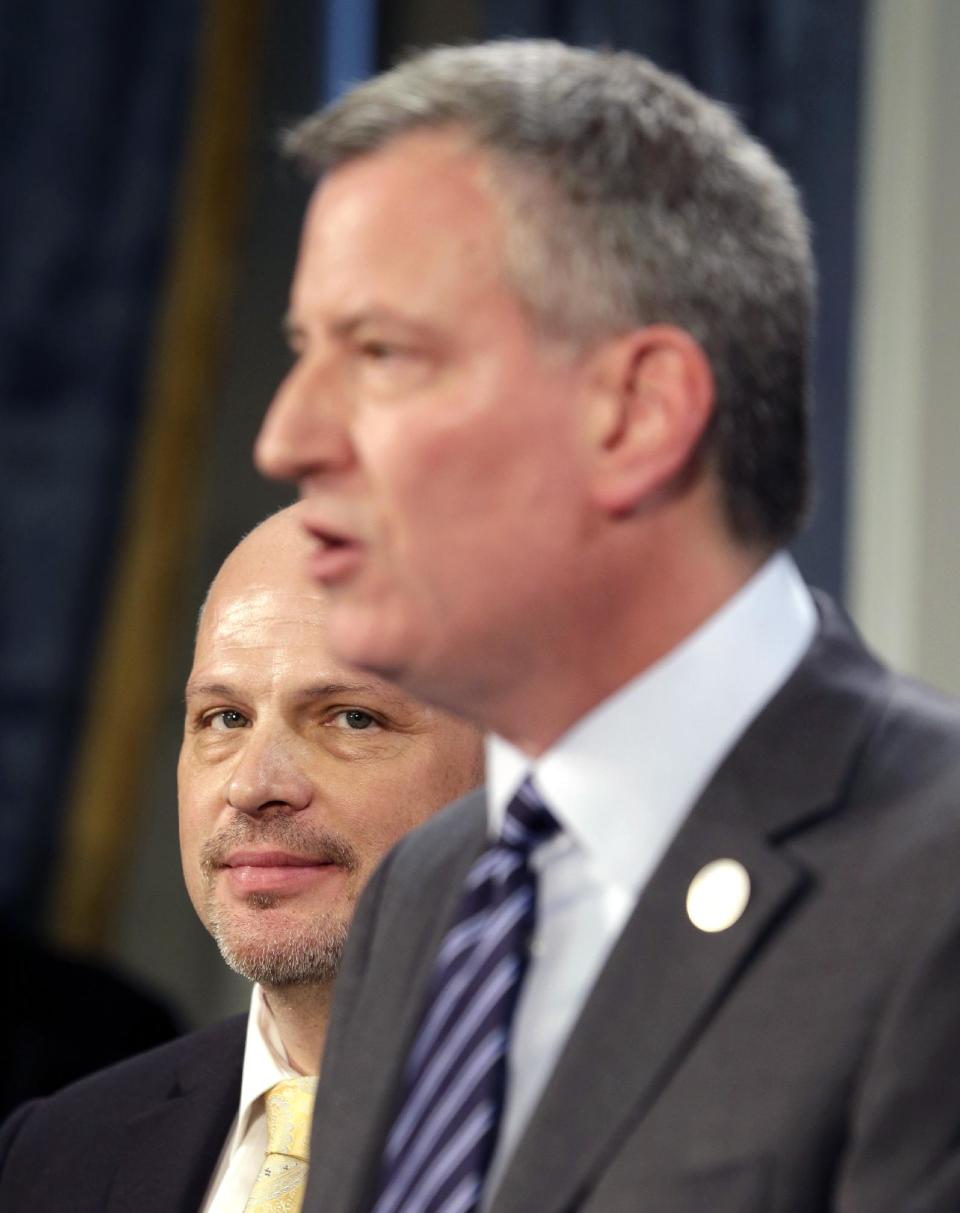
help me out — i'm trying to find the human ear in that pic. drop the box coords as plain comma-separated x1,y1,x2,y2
583,325,715,516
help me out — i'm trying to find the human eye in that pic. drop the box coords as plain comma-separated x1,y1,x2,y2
204,709,250,732
357,336,411,363
343,320,436,396
327,708,383,732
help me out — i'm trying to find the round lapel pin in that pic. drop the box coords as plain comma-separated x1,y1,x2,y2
686,858,751,932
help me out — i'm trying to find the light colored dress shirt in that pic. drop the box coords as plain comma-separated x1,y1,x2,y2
483,553,817,1198
201,984,301,1213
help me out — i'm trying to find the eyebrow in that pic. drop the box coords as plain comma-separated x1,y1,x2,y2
282,308,427,346
183,679,411,708
184,681,236,702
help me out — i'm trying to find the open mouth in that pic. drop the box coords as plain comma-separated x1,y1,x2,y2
313,526,351,549
304,525,363,582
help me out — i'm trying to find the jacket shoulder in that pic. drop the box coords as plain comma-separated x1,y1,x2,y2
0,1014,246,1163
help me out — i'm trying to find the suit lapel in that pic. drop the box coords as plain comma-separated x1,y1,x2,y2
332,793,490,1213
492,602,891,1213
492,801,806,1213
106,1019,245,1213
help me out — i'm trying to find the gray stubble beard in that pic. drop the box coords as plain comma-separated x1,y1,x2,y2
205,896,351,988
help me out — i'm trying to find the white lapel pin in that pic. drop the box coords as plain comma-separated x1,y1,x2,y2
686,858,751,933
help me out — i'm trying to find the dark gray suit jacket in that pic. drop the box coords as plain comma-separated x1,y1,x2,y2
0,1014,245,1211
303,599,960,1212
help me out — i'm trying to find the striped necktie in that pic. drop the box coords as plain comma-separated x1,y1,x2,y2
371,777,559,1213
244,1075,317,1213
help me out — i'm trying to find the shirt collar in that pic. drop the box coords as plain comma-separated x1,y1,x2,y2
486,553,816,892
230,984,300,1149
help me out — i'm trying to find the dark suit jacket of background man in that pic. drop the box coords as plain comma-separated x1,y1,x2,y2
302,598,960,1213
0,1014,244,1210
0,928,182,1121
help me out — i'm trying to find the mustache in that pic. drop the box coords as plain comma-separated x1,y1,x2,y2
200,815,360,877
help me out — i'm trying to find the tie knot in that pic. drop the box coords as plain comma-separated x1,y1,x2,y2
264,1076,318,1162
501,777,559,852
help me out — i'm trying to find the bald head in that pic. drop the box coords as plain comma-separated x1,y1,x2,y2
179,504,483,992
196,502,317,634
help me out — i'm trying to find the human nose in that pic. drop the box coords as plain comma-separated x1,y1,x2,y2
225,727,314,816
255,358,355,487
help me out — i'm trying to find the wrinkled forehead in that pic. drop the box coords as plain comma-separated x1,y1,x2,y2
192,583,331,665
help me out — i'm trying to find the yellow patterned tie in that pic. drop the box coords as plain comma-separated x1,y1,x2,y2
243,1076,318,1213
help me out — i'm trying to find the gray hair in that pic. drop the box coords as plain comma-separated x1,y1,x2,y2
286,40,815,547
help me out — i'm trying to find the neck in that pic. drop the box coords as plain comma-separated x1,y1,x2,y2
261,981,333,1076
471,523,769,756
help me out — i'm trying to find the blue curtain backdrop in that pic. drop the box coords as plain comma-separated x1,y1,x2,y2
481,0,865,599
323,0,377,100
0,0,198,924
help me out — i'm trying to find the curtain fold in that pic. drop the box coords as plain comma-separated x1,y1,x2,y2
324,0,378,101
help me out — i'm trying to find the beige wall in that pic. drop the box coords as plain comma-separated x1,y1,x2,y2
851,0,960,693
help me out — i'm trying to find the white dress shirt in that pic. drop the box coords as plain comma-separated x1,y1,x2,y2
483,553,817,1198
201,985,301,1213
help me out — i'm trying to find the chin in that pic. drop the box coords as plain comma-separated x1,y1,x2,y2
212,915,349,988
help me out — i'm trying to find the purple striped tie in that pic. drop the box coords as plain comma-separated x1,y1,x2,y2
370,778,559,1213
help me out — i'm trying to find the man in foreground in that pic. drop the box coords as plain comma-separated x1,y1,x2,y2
0,504,483,1210
257,40,960,1213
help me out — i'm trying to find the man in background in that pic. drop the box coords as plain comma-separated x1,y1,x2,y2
257,40,960,1212
0,503,483,1210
